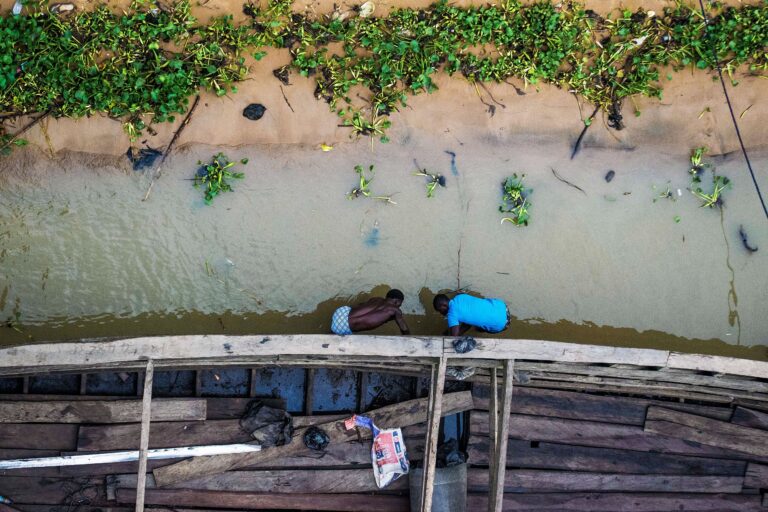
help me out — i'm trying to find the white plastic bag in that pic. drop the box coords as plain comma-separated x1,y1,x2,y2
345,414,409,488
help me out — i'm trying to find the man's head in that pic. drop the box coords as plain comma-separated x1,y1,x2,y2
386,288,405,307
433,294,450,315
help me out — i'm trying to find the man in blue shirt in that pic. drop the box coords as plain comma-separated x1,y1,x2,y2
433,293,510,336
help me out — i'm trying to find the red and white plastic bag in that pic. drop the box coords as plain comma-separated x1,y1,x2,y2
345,414,409,488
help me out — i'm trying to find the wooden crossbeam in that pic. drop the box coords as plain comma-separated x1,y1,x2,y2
489,360,514,512
419,357,447,512
135,360,154,512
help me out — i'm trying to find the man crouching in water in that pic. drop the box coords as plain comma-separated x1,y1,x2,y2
331,289,411,336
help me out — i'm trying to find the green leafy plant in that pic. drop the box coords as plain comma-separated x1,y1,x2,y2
692,173,731,208
413,167,446,198
499,174,532,226
689,146,710,182
194,152,245,205
347,164,375,199
347,164,396,204
2,0,767,146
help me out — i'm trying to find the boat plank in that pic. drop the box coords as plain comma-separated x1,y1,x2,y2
0,476,106,505
472,386,732,425
115,469,406,493
443,339,669,365
115,488,409,511
0,336,441,376
745,463,768,488
731,406,768,430
470,412,746,459
516,362,768,393
466,469,743,493
467,436,747,475
645,407,768,458
0,424,77,450
465,493,765,511
153,391,473,487
0,399,205,423
667,353,768,379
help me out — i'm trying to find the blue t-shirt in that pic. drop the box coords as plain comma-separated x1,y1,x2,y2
446,294,508,333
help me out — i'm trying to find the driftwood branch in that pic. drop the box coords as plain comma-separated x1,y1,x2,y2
571,105,600,160
0,111,51,153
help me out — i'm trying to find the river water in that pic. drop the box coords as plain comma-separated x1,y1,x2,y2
0,132,766,358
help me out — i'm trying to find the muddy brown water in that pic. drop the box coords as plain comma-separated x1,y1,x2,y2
0,131,766,360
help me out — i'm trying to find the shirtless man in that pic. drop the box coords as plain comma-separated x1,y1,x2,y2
331,289,411,336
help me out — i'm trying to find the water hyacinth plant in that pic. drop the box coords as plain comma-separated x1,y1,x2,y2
500,174,532,226
194,152,245,205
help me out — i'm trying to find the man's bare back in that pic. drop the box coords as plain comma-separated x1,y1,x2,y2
348,297,409,334
329,289,410,335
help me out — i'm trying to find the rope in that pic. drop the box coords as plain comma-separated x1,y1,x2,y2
697,0,768,220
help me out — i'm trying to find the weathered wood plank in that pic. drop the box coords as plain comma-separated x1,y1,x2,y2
520,371,768,402
0,476,107,505
153,391,473,487
0,424,78,450
745,463,768,488
115,469,407,493
421,358,447,512
78,413,362,451
0,399,205,423
78,420,249,451
470,412,751,459
523,379,735,404
489,360,514,512
667,352,768,379
0,336,442,376
472,386,733,425
467,469,744,493
732,406,768,430
444,339,669,366
645,407,768,458
115,488,409,511
467,436,747,475
465,493,765,511
135,360,154,512
516,362,768,394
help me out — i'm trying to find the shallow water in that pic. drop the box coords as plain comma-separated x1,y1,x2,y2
0,133,766,358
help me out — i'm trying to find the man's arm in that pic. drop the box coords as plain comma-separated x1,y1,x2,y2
449,325,462,337
394,309,410,335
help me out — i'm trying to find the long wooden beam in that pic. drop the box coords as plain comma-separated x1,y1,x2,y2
420,357,447,512
135,360,154,512
0,335,765,379
489,360,515,512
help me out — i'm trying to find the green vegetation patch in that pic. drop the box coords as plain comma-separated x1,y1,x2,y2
1,0,766,145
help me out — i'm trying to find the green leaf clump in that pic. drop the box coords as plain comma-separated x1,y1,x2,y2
500,174,532,226
194,152,245,205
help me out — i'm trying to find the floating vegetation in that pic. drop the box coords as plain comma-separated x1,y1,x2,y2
346,164,396,204
194,152,245,205
687,146,731,208
413,163,446,198
1,0,766,149
499,174,531,226
692,173,731,208
347,164,375,199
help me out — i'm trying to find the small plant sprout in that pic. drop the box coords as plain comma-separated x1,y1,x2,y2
499,174,532,227
347,164,375,199
692,173,731,208
194,153,245,205
652,181,676,203
689,147,709,182
347,164,396,204
413,162,446,198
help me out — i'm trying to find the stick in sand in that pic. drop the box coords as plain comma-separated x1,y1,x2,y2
0,111,51,154
143,95,201,201
571,105,600,160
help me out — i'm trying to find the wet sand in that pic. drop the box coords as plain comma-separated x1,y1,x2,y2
0,0,766,357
